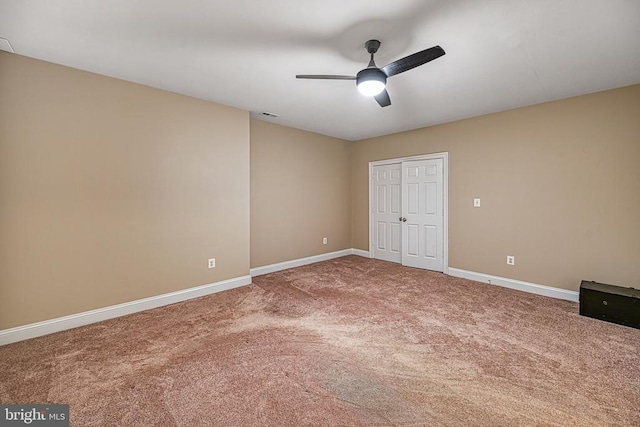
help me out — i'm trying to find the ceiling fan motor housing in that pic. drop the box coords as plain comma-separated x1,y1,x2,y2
356,68,387,89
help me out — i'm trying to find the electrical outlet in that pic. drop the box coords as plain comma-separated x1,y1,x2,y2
322,237,328,245
506,256,515,266
474,198,481,207
208,258,216,269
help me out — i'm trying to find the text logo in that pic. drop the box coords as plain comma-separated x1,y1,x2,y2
0,405,68,427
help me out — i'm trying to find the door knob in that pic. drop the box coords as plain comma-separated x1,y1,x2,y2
399,217,407,222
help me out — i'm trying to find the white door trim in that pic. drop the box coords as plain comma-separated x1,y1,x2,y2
368,152,449,274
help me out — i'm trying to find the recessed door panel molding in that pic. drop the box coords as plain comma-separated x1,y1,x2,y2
425,225,437,259
407,224,420,256
425,182,437,215
407,183,419,214
377,221,387,250
390,223,401,253
425,165,437,176
390,184,401,214
377,186,386,213
370,153,448,273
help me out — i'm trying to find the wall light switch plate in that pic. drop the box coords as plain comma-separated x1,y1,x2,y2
474,198,481,207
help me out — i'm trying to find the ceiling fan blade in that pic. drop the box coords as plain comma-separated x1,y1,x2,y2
374,89,391,107
296,74,356,80
381,46,445,77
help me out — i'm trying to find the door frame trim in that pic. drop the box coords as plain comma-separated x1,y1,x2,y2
368,152,449,274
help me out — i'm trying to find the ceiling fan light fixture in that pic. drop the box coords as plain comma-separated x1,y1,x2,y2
297,40,445,108
357,80,385,96
356,68,387,97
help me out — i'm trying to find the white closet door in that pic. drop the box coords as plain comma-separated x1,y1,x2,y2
371,164,402,263
401,159,444,271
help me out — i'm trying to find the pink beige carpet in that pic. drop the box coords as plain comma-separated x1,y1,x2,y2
1,256,639,426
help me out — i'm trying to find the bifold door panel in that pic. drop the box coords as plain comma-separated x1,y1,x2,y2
401,159,444,271
372,164,402,263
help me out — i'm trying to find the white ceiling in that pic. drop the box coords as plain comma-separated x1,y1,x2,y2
1,0,639,141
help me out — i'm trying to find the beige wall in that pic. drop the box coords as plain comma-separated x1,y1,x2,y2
0,52,250,329
250,119,351,268
2,50,638,331
351,84,640,292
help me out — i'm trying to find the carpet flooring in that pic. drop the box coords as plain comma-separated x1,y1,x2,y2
1,255,639,426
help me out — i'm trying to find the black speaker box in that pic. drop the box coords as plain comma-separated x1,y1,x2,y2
579,280,640,329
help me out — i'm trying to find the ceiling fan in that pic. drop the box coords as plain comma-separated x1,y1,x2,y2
296,40,445,107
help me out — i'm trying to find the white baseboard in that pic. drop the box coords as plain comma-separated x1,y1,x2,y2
250,249,354,277
0,275,252,346
448,268,579,302
250,248,370,277
351,249,371,258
